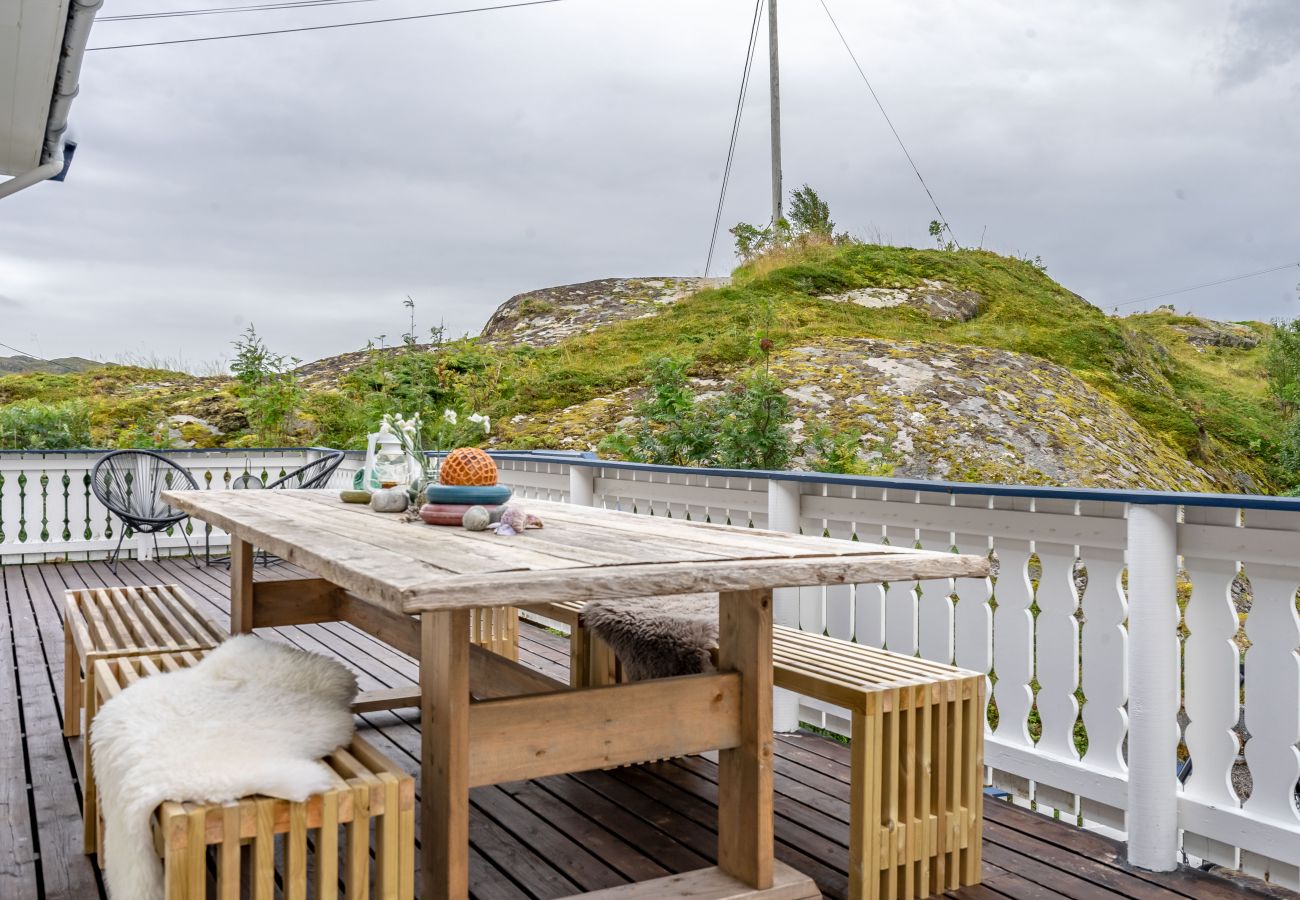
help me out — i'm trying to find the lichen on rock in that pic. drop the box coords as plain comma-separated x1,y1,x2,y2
480,277,729,348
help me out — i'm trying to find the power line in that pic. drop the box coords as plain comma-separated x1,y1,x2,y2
86,0,563,51
704,0,765,277
1110,261,1300,310
100,0,395,23
0,341,83,374
816,0,961,249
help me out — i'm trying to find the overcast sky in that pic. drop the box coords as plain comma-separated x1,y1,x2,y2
2,0,1298,371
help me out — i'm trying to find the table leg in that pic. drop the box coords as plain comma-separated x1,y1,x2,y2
716,588,774,890
230,537,255,634
421,610,471,900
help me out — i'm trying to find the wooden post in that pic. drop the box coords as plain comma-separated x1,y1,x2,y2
716,588,774,889
230,537,255,634
422,609,471,900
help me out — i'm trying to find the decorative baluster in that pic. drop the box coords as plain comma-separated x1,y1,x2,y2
992,534,1036,757
17,471,27,543
61,471,71,542
39,471,50,542
884,490,920,656
1181,507,1242,867
1034,505,1081,762
853,486,887,648
917,492,956,665
823,484,854,641
1240,508,1300,879
953,493,994,709
798,498,827,636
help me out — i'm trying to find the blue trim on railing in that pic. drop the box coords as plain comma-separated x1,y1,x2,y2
483,450,1300,512
4,446,1298,512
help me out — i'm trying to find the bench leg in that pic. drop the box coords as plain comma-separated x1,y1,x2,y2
849,708,882,900
63,626,82,737
83,679,98,855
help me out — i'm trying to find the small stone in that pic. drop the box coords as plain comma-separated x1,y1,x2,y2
369,488,409,513
462,505,491,531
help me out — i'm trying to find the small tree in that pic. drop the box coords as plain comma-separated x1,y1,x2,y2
229,324,302,444
713,372,795,470
731,185,839,263
1266,318,1300,412
788,185,833,237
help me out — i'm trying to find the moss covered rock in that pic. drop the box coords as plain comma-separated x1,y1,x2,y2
501,336,1221,490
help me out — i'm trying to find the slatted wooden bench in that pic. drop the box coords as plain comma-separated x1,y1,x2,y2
87,653,415,900
523,601,985,900
63,584,227,737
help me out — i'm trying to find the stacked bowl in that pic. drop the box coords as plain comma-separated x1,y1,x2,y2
419,448,511,525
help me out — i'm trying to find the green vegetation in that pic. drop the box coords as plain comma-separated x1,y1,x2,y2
230,325,304,446
0,238,1286,490
0,399,90,449
598,356,797,470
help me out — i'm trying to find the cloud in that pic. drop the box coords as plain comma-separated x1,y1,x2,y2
1219,0,1300,88
1,0,1298,368
0,294,22,309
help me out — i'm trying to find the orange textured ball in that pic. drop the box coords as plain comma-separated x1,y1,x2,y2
439,447,498,486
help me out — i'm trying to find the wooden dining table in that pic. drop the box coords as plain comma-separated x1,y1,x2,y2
162,488,990,900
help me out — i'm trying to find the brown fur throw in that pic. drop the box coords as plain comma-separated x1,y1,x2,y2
581,593,718,681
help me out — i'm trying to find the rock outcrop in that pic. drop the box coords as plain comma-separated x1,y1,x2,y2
481,277,728,347
500,337,1219,491
818,279,984,321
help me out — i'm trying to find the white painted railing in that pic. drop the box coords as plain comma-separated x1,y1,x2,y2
0,449,358,563
3,447,1298,885
491,452,1300,888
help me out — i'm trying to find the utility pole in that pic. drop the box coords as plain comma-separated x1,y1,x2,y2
768,0,783,225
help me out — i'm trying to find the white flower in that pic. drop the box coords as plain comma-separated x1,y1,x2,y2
443,409,458,425
469,412,490,434
402,421,417,435
379,420,393,435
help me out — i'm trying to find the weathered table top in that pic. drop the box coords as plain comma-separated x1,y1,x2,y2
162,490,990,614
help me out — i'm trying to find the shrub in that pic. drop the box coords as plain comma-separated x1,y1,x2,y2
599,358,794,470
230,324,303,444
0,400,91,449
713,372,794,470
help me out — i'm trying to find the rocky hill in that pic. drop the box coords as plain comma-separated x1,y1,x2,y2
0,354,101,375
0,244,1284,492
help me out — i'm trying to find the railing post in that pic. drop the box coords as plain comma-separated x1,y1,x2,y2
1125,502,1180,871
768,477,801,733
568,463,595,507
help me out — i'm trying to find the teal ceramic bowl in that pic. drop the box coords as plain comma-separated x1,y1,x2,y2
425,484,513,506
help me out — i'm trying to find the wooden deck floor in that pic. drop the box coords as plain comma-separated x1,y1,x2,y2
1,557,1290,900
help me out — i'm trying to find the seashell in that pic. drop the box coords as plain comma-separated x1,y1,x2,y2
489,505,543,535
461,505,491,531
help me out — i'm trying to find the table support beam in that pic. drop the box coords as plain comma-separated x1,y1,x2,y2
230,538,255,634
422,609,471,900
717,589,775,890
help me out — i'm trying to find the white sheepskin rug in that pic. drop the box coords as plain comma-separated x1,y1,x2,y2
581,593,718,681
90,635,357,900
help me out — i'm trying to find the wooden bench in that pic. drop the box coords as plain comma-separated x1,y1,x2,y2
87,653,415,900
523,601,985,900
63,584,227,737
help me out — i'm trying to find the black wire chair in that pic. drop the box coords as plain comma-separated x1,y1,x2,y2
90,449,202,574
265,451,345,490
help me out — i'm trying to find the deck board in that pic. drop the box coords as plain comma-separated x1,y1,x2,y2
0,557,1290,900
